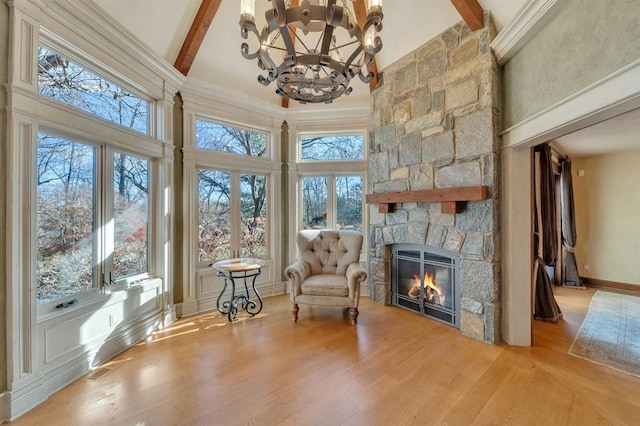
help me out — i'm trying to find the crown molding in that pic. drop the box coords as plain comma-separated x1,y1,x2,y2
491,0,569,65
181,77,370,131
181,78,286,130
286,102,370,130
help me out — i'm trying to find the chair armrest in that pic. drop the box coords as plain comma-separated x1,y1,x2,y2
346,263,367,300
284,260,311,297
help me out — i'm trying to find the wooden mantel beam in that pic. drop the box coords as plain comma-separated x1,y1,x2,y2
366,186,488,214
352,0,379,89
449,0,484,32
174,0,222,76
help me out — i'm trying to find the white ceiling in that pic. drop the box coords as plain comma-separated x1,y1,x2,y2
554,108,640,158
89,0,638,157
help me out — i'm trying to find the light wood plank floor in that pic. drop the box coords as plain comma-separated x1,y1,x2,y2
10,287,640,425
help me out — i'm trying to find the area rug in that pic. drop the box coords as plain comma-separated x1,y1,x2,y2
568,291,640,378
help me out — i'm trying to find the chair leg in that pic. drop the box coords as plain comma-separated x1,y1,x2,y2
292,304,299,322
349,308,359,325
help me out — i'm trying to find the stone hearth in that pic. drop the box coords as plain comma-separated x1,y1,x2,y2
367,19,501,344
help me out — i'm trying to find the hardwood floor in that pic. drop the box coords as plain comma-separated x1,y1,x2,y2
10,287,640,425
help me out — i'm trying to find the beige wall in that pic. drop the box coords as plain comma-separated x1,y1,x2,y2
573,151,640,285
503,0,640,129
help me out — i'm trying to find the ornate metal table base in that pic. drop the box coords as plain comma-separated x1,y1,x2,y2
211,258,265,322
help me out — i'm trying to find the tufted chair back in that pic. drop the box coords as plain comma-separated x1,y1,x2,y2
297,229,362,276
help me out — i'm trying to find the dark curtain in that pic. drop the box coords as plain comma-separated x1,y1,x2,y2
539,144,558,266
560,158,585,288
533,144,562,323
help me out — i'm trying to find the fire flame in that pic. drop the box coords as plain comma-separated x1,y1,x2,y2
408,271,445,306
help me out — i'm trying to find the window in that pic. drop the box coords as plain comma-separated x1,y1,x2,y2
302,177,327,229
198,169,268,263
240,173,267,256
198,170,231,262
302,175,363,232
36,134,153,303
336,175,363,231
37,136,96,302
196,119,267,158
37,45,149,134
301,134,363,160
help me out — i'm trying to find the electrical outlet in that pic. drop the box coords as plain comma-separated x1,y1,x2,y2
584,264,590,271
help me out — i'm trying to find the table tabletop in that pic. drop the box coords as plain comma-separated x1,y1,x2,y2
211,257,266,273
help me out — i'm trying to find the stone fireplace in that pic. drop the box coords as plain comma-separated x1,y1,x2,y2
367,19,501,344
392,244,461,328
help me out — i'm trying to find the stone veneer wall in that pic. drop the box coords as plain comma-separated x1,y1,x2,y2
368,20,501,344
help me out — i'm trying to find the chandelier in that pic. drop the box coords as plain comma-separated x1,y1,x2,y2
240,0,383,104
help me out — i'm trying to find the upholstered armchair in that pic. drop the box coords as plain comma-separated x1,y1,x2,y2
284,229,368,325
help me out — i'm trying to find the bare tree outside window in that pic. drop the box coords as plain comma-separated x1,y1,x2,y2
302,177,328,229
113,153,149,279
196,120,267,158
37,135,96,303
301,135,363,160
336,176,363,231
241,174,268,256
198,170,231,262
38,45,149,134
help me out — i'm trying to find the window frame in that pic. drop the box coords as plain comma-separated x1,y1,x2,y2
293,129,369,262
35,129,158,313
299,173,365,232
195,116,271,160
196,165,270,267
38,32,155,137
298,131,365,163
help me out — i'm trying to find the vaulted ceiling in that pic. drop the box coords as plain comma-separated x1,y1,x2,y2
92,0,529,109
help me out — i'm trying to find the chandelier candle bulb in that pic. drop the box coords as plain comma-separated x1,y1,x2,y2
241,0,255,18
369,0,382,12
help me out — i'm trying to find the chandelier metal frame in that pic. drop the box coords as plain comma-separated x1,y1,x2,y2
240,0,383,104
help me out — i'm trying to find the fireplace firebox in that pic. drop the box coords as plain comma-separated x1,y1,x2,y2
392,244,460,328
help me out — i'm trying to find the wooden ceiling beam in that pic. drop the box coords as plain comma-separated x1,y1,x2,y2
174,0,222,76
352,0,379,90
449,0,484,32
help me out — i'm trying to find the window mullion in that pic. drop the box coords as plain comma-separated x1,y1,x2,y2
102,147,115,288
231,172,241,256
327,175,336,230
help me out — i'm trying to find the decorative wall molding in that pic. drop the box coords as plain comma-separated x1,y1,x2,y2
6,309,163,421
181,79,286,130
286,103,369,129
30,0,185,96
491,0,569,65
181,78,370,132
502,59,640,148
